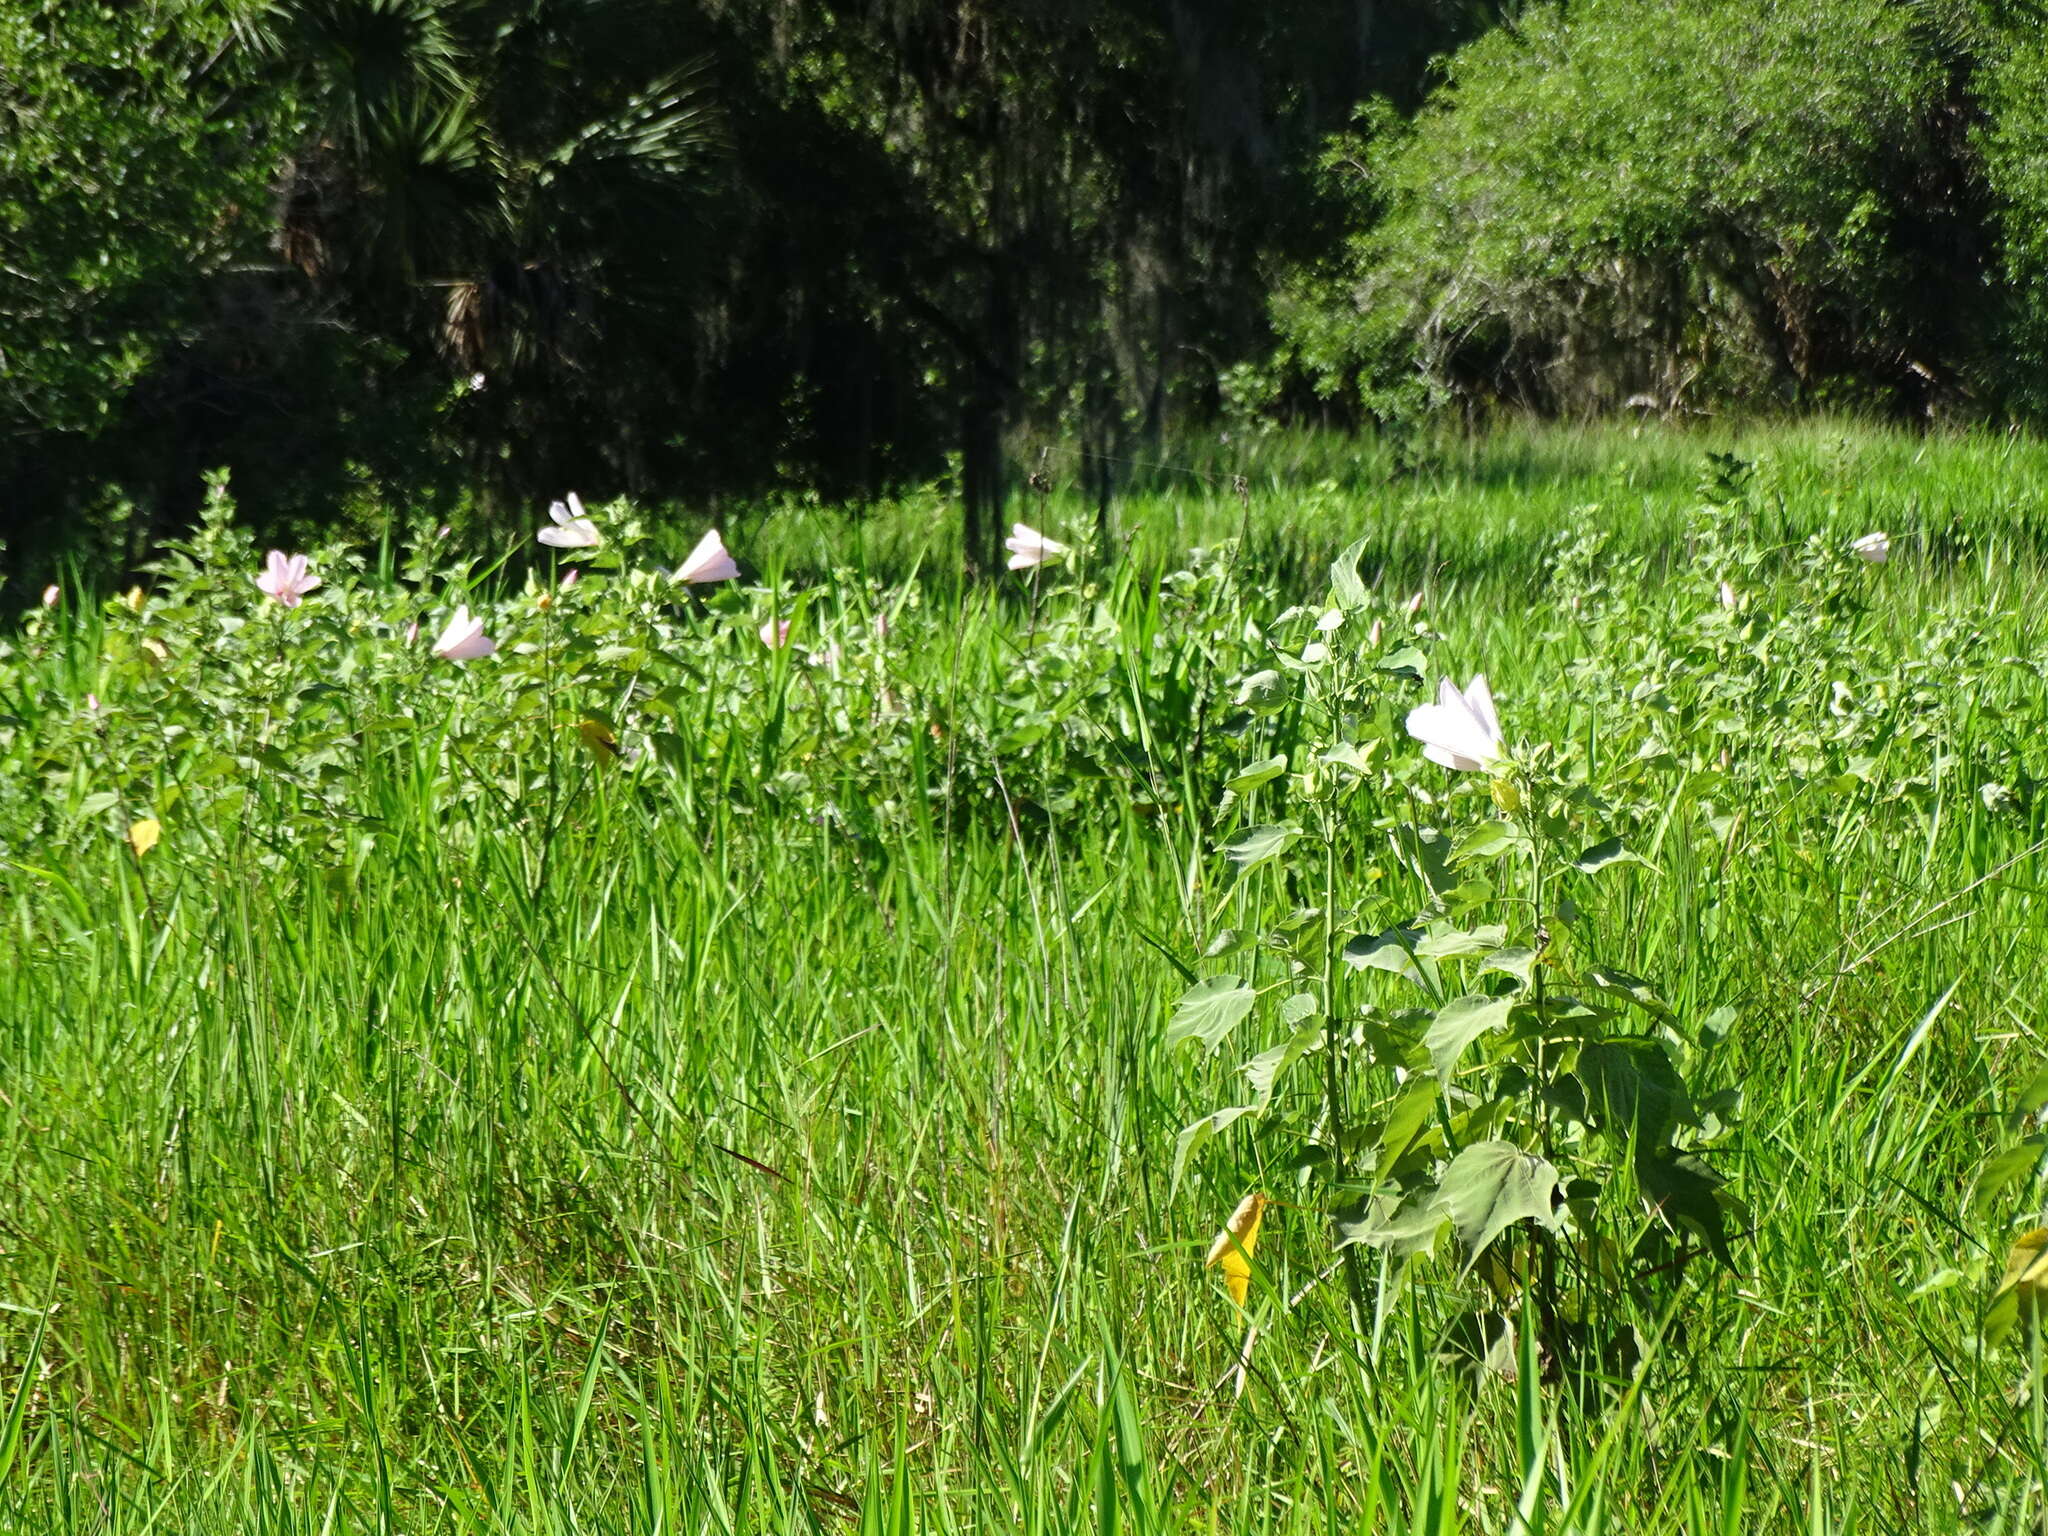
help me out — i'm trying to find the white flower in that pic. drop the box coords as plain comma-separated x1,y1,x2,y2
1004,523,1068,571
1851,531,1890,564
41,584,59,607
674,529,739,584
432,605,496,661
1718,580,1738,609
1405,673,1505,773
539,492,601,549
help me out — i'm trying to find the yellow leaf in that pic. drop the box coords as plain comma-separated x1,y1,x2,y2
1204,1191,1268,1308
127,818,161,857
1988,1226,2048,1345
578,719,622,760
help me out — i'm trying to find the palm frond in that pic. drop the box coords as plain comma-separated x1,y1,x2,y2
542,61,721,185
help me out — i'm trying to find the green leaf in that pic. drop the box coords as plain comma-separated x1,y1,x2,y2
1434,1310,1517,1381
1376,1077,1442,1178
1389,823,1457,900
1451,822,1519,862
1337,1184,1447,1256
1972,1136,2048,1221
1331,537,1371,611
1320,741,1376,775
1636,1152,1735,1268
1223,823,1298,873
1415,923,1507,959
1377,646,1427,680
1276,992,1320,1026
1576,1039,1693,1145
1480,946,1537,987
1696,1005,1738,1048
1166,975,1258,1050
1588,967,1670,1016
1342,926,1428,988
1424,994,1514,1078
2018,1064,2048,1118
1171,1105,1260,1192
1440,1140,1559,1265
1242,1021,1325,1107
1225,755,1288,793
1234,670,1287,712
1572,836,1657,875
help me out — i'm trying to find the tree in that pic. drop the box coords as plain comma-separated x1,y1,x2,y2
1278,0,1992,422
720,0,1468,569
0,0,286,566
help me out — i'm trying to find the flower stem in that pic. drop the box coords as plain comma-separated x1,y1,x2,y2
1318,812,1370,1338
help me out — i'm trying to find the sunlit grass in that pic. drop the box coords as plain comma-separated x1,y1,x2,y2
6,422,2048,1531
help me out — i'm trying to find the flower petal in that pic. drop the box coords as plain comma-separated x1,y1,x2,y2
1461,673,1501,744
1405,699,1500,772
1421,742,1487,773
675,529,739,583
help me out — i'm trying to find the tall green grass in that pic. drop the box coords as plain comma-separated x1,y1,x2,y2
752,417,2048,592
6,422,2048,1531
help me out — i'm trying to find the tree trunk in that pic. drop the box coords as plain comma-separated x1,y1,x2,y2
960,262,1018,579
961,388,1003,578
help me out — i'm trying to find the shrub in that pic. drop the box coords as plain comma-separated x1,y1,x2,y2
1279,0,1970,420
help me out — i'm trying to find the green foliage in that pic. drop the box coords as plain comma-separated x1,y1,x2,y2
0,0,285,430
5,0,1478,590
1279,0,2000,420
10,425,2048,1529
1164,504,1773,1369
1979,22,2048,412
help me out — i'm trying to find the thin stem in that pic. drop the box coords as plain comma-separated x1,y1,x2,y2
1318,809,1370,1338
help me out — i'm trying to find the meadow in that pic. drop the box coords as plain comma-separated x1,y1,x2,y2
8,421,2048,1532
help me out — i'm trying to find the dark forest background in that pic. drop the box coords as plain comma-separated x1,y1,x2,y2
7,0,2048,587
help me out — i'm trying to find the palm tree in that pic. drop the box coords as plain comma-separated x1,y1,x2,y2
256,0,723,511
